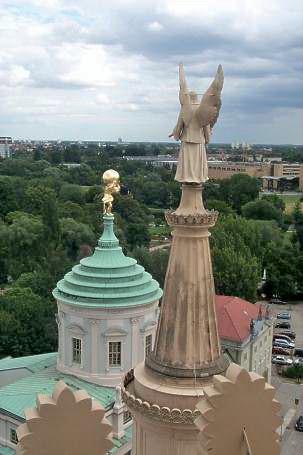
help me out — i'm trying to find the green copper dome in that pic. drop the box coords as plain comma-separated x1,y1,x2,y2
53,215,163,308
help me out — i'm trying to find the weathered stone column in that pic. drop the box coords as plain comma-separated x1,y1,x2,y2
147,184,227,377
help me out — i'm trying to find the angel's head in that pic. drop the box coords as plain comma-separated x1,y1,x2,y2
189,91,199,104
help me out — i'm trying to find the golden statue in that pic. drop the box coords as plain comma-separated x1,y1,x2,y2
102,169,120,215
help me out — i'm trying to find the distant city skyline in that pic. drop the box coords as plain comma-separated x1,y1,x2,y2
0,0,303,144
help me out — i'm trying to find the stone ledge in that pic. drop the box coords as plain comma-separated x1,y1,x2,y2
165,209,218,227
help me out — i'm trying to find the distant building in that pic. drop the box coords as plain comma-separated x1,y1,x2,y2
0,137,12,159
207,160,303,191
215,296,273,383
262,156,283,163
208,161,270,179
122,156,303,190
262,162,303,191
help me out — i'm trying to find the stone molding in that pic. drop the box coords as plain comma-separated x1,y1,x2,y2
146,349,229,379
165,209,218,227
130,318,139,325
122,370,200,425
58,300,157,318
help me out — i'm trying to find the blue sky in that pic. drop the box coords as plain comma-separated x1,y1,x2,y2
0,0,302,144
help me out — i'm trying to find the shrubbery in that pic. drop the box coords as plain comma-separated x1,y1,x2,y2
282,365,303,380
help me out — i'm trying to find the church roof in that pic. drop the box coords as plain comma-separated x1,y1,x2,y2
53,214,162,308
215,295,266,343
0,353,57,374
0,362,115,420
0,444,15,455
0,354,131,453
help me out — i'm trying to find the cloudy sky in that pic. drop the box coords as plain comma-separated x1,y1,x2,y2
0,0,302,144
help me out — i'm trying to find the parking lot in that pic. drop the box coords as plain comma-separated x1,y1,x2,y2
267,301,303,454
270,302,303,348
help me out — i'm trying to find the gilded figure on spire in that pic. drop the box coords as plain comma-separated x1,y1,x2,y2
102,169,120,215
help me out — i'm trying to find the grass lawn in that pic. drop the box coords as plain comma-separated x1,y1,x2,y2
149,225,170,237
280,194,303,214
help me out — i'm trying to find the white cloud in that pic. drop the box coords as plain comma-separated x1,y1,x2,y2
148,21,163,32
96,93,111,104
0,65,30,87
0,0,302,143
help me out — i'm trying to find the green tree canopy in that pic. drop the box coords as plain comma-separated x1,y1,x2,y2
59,217,96,260
205,199,235,216
3,212,46,279
59,184,84,204
0,288,57,357
261,194,286,211
220,174,261,212
241,199,283,225
0,176,18,217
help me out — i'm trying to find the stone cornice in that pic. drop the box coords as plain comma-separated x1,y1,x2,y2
122,370,201,425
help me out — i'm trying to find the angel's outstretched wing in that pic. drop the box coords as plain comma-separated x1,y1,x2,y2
179,63,193,127
195,65,224,127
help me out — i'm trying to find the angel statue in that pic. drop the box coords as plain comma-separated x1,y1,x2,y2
169,64,224,184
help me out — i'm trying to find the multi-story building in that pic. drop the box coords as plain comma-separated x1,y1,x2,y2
215,295,273,383
0,138,12,159
0,214,162,454
206,160,303,191
123,155,303,191
262,162,303,191
207,161,271,180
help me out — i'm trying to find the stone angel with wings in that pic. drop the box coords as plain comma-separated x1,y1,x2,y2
169,64,224,184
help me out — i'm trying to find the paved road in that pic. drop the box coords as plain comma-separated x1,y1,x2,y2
149,242,171,252
261,191,303,196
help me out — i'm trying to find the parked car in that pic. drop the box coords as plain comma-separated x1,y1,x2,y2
276,330,296,340
275,322,291,329
294,358,303,366
270,298,287,305
273,334,293,344
295,416,303,432
294,348,303,358
272,346,292,356
273,339,295,349
276,312,291,320
272,355,293,366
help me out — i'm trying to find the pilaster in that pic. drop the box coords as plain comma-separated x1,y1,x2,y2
89,320,100,374
131,318,139,368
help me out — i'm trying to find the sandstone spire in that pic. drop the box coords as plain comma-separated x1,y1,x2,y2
146,184,228,378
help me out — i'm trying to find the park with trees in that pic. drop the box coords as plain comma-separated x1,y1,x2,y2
0,144,303,358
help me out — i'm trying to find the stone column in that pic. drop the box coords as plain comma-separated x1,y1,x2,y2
122,367,205,455
146,185,227,378
124,185,228,455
